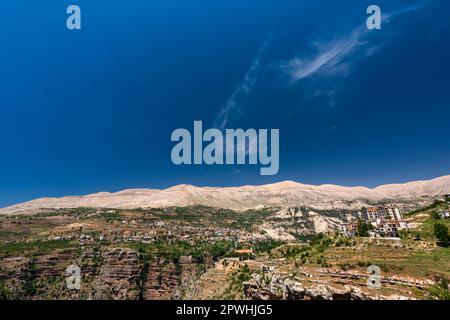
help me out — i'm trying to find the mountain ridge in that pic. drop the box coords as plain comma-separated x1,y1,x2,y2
1,175,449,214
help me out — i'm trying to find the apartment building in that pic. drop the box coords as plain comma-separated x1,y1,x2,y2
364,206,403,221
363,206,409,238
365,207,379,221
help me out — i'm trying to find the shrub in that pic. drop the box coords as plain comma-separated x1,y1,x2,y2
0,281,11,300
432,212,441,220
356,219,372,237
434,223,449,247
428,277,450,300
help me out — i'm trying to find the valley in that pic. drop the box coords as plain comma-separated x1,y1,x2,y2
0,197,449,300
1,176,449,300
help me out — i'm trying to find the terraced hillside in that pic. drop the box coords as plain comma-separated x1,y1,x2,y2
0,200,449,300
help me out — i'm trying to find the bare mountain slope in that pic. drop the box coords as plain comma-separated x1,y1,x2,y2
1,175,449,214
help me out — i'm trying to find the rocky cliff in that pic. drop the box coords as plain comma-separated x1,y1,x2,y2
243,270,432,300
0,248,210,300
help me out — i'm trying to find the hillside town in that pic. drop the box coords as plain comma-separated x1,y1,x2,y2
1,194,449,301
340,196,449,239
341,205,410,238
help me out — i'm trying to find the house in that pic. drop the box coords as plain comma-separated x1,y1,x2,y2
235,248,253,255
377,220,401,238
365,207,379,221
398,220,411,230
368,230,378,238
439,211,450,219
233,248,255,260
379,206,403,221
340,222,357,237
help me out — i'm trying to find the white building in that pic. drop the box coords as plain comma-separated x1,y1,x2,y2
364,206,403,222
439,211,450,219
380,206,403,221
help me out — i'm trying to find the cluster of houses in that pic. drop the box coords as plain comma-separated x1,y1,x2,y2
436,193,450,219
365,206,411,238
342,205,410,239
48,218,264,245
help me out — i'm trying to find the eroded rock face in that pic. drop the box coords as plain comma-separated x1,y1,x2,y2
243,272,417,300
261,207,349,239
0,249,209,300
98,249,142,300
142,256,211,300
143,258,179,300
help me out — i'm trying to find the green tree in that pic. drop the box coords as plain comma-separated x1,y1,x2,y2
434,222,449,246
0,281,11,300
357,219,372,237
428,277,450,300
432,211,441,220
23,256,38,296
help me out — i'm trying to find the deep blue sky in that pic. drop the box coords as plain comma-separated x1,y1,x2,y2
1,0,449,207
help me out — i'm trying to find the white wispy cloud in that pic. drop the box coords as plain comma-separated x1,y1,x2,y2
382,1,428,22
277,1,427,85
278,27,365,83
215,40,270,130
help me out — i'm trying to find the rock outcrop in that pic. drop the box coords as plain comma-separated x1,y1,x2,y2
243,271,423,300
